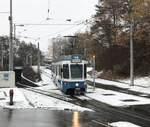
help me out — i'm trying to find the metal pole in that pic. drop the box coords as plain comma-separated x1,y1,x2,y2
84,40,86,57
1,42,4,70
14,24,16,40
30,55,32,66
26,55,29,65
130,18,134,86
37,42,40,74
9,0,13,71
93,55,96,91
129,0,134,86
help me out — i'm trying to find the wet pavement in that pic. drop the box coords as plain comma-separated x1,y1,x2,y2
0,107,150,127
0,109,107,127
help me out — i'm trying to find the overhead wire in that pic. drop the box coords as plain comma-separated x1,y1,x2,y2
17,18,92,41
39,23,85,39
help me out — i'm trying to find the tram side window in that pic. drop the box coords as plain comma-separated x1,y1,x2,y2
84,64,87,78
59,65,62,78
63,64,69,79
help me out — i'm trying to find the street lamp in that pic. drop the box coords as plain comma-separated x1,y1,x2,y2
14,24,25,40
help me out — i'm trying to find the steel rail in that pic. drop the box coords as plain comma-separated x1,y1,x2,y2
74,94,150,124
16,82,71,101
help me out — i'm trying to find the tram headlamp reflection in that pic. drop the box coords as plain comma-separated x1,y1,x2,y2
72,111,80,127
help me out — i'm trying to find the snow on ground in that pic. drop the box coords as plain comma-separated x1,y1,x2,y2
109,121,141,127
0,88,31,109
86,85,150,107
88,77,150,96
1,67,150,109
120,76,150,88
39,68,150,107
21,88,92,112
40,68,150,107
87,78,150,107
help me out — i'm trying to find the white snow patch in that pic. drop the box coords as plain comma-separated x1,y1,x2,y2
86,88,150,107
88,77,150,96
121,76,150,88
87,67,93,72
88,78,130,89
109,121,141,127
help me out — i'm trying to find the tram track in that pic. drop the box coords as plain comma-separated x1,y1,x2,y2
16,82,72,102
73,94,150,126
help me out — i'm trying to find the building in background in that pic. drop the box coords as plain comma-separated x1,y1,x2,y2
98,0,100,5
48,39,53,60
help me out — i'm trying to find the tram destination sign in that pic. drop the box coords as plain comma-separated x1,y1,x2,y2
71,55,82,63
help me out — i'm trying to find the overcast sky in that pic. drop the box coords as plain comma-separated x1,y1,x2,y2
0,0,97,52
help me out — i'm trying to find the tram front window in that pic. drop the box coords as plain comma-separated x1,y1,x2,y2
63,64,69,79
71,65,83,79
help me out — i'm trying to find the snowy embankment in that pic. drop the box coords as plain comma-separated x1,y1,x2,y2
88,77,150,97
86,66,150,107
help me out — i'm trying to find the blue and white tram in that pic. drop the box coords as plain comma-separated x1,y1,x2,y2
52,54,87,95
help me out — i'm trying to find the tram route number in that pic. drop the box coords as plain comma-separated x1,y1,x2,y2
71,55,82,63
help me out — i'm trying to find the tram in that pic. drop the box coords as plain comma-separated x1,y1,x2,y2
52,54,87,95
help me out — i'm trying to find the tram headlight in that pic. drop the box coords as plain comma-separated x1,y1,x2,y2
76,83,79,87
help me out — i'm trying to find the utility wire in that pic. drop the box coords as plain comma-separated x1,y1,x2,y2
38,23,86,39
16,23,78,26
